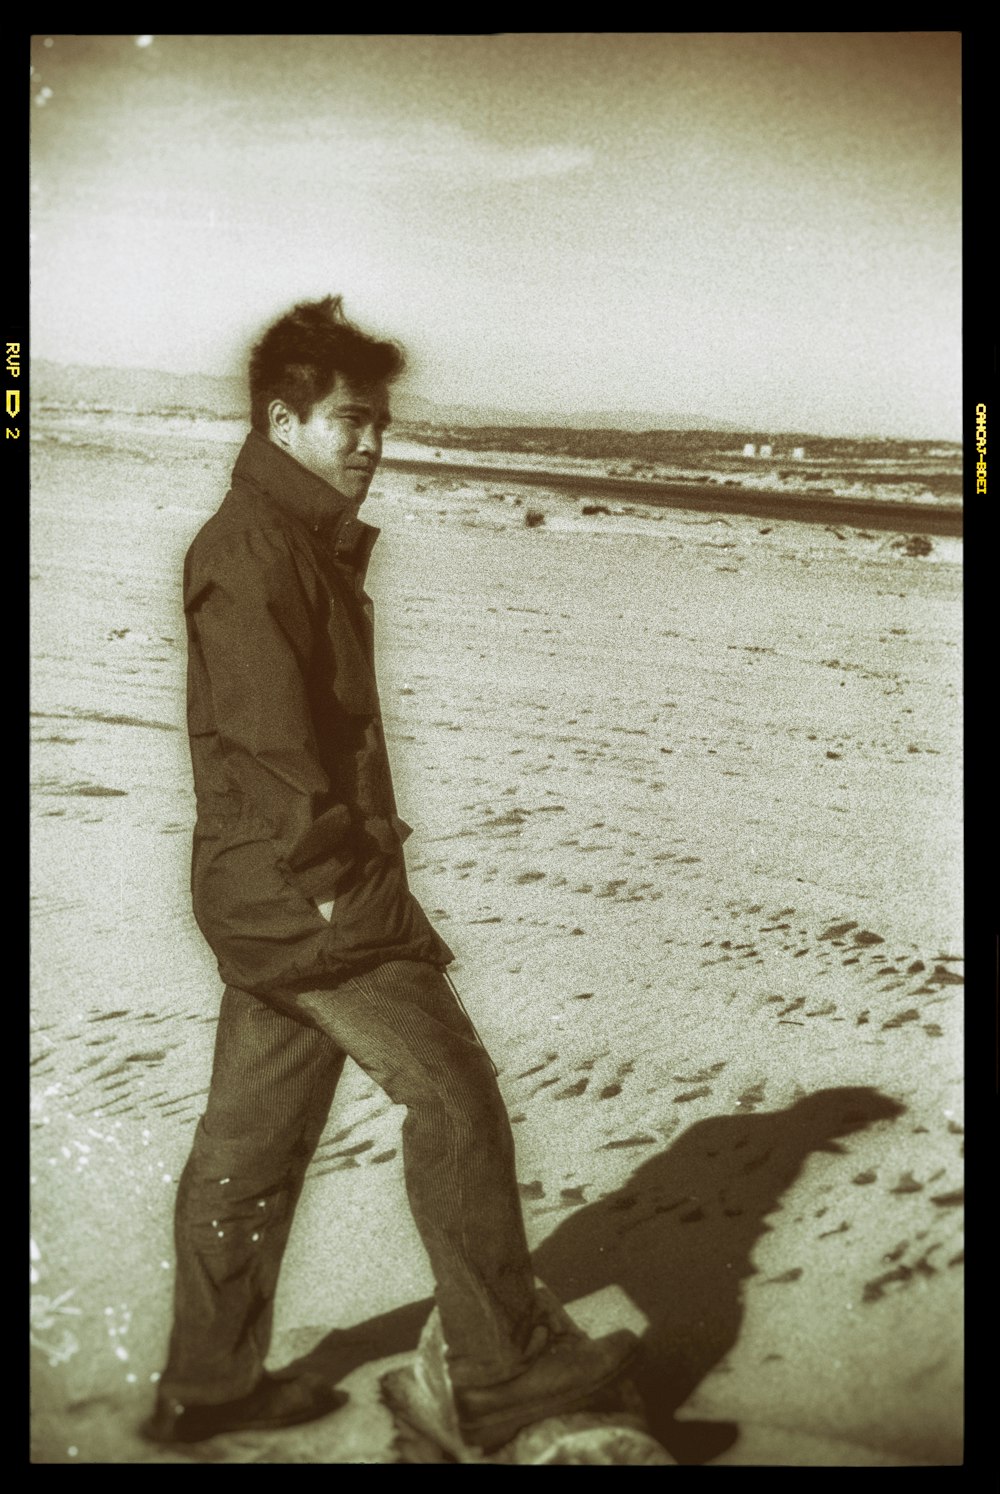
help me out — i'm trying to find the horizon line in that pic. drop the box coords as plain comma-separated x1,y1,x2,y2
30,356,963,446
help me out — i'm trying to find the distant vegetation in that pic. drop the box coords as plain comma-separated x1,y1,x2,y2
395,422,959,466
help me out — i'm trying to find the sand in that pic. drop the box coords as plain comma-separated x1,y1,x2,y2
30,419,963,1464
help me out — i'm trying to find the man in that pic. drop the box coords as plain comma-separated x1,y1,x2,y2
142,296,636,1453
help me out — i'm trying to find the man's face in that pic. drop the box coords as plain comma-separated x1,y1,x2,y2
277,374,391,507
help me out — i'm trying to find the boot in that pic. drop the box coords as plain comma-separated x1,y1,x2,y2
140,1370,347,1445
455,1327,639,1452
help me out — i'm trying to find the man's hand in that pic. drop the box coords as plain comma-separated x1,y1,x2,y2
314,899,334,923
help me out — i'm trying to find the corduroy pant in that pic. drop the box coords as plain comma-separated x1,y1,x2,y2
158,960,543,1405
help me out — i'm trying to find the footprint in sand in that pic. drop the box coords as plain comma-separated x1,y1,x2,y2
889,1172,924,1194
601,1135,657,1151
555,1077,589,1100
516,1054,559,1080
719,900,962,1036
736,1082,766,1111
599,1058,635,1100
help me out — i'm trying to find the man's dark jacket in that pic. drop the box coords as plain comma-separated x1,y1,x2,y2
183,430,454,1001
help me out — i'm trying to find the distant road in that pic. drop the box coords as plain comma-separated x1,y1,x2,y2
381,456,963,537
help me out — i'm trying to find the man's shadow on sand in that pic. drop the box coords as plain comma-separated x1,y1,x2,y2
286,1085,905,1464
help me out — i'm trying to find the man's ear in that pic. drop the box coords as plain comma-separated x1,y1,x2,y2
268,398,297,445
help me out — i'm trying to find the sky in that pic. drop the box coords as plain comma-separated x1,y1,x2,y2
29,33,962,438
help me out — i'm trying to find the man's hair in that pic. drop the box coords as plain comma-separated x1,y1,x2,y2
248,295,405,432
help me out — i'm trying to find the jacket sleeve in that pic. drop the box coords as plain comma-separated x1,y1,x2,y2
184,526,356,901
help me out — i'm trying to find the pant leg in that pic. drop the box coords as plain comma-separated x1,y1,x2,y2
159,985,345,1405
292,960,543,1390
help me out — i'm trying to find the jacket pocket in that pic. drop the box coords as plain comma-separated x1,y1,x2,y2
193,830,324,947
362,815,411,856
287,803,352,861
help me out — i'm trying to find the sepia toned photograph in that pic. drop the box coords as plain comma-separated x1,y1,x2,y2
29,33,963,1464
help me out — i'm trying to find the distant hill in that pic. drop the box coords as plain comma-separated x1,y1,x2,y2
31,361,248,419
30,359,740,434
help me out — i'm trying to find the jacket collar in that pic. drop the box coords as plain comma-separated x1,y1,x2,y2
231,429,380,580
